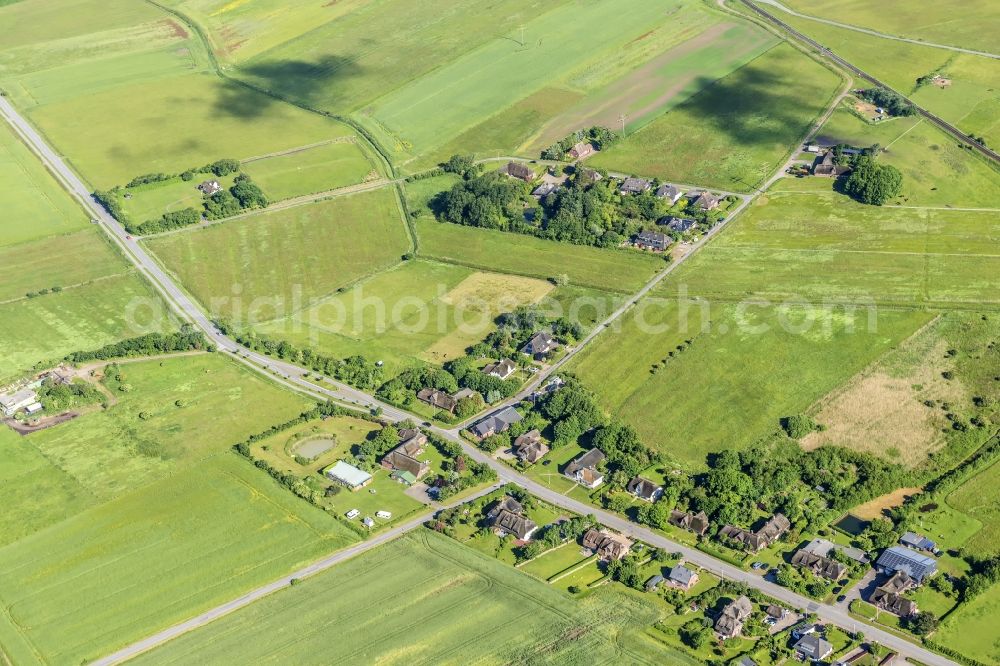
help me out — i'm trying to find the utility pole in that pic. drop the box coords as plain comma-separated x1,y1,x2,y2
519,24,526,47
619,113,628,138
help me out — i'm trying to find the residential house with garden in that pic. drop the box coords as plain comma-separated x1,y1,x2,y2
580,528,632,561
626,476,663,502
669,509,710,536
483,358,516,380
470,407,523,440
498,161,536,182
715,595,753,638
512,429,549,463
634,229,671,252
564,448,605,488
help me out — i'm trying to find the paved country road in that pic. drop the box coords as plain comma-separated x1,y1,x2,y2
0,97,955,666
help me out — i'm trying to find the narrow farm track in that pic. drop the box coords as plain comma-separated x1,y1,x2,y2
0,82,958,666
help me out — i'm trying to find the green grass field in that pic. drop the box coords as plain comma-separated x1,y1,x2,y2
0,273,173,383
367,0,707,156
0,230,127,303
590,43,843,191
0,454,357,665
0,354,311,547
130,530,698,665
948,459,1000,557
145,189,410,325
815,104,1000,209
0,118,88,246
570,300,930,467
259,259,556,374
936,580,1000,665
415,218,662,294
27,71,360,189
771,8,1000,151
26,354,311,503
660,178,1000,308
242,140,375,201
779,0,1000,59
233,0,574,115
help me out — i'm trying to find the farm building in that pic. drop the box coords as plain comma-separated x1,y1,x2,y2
0,389,38,416
483,358,516,380
813,150,851,177
580,528,631,561
655,183,684,203
520,331,557,359
900,531,937,553
669,509,710,536
564,448,605,488
619,177,651,195
634,230,671,252
876,546,937,583
498,161,536,182
567,142,595,160
626,476,663,502
715,595,752,638
645,574,664,591
197,180,222,195
323,461,373,491
470,407,522,439
512,429,549,463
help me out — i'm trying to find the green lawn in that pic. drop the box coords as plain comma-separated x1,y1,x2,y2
570,299,931,467
523,444,587,493
519,542,593,581
0,117,88,247
0,454,358,666
814,104,1000,209
590,43,843,191
129,530,697,665
415,217,662,294
0,273,173,383
145,189,410,325
242,140,376,201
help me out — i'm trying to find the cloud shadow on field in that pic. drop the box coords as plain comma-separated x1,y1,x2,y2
215,55,363,118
